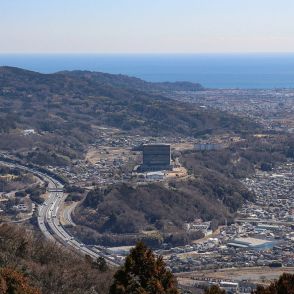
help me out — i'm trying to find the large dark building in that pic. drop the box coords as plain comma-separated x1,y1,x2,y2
139,144,172,171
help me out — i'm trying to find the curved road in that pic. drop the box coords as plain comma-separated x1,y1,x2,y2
0,161,120,267
62,203,77,227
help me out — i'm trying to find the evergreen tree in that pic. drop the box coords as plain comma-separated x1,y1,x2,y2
96,257,108,272
109,242,179,294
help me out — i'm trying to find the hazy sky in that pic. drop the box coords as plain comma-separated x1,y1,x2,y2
1,0,294,53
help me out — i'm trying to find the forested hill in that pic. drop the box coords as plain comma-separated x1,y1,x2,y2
0,224,113,294
58,69,205,92
0,66,257,137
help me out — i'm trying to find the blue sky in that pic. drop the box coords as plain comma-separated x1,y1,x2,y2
1,0,294,53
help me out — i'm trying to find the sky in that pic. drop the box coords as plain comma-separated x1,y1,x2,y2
1,0,294,54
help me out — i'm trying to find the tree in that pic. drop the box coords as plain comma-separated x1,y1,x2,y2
260,162,272,172
109,242,179,294
96,257,108,272
204,285,225,294
85,255,108,272
253,273,294,294
0,267,41,294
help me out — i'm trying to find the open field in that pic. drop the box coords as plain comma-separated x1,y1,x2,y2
85,146,133,164
172,143,194,151
177,266,294,286
166,166,188,179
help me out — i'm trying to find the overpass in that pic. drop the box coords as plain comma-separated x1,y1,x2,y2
0,160,120,267
47,187,64,192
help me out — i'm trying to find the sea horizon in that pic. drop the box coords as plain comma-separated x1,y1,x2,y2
1,53,294,89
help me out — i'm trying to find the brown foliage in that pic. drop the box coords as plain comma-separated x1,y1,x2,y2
0,267,40,294
0,224,113,294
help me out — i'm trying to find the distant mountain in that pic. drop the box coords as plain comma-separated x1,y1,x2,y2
58,69,205,92
0,66,259,165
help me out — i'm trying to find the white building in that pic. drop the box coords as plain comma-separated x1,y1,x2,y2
23,129,36,136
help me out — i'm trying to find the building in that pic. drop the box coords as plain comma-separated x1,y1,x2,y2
12,204,28,212
227,237,275,250
219,281,239,293
23,129,36,136
256,224,280,231
146,171,165,181
195,143,224,151
139,144,172,171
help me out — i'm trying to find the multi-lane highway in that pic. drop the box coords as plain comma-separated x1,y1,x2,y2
0,160,120,267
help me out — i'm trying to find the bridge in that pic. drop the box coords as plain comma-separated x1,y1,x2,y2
47,188,64,192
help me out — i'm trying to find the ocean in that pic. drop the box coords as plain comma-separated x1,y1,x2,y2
1,53,294,89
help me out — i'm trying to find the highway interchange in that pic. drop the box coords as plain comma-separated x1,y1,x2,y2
0,160,120,267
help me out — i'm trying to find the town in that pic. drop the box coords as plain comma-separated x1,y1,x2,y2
1,86,294,293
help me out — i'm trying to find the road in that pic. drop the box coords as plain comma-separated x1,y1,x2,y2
235,218,294,226
0,160,120,267
62,202,77,227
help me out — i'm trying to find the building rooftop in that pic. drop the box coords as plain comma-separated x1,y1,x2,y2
228,237,275,249
235,237,272,245
143,143,170,147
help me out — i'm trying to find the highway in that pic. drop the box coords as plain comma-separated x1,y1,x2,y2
62,203,77,227
0,160,120,267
